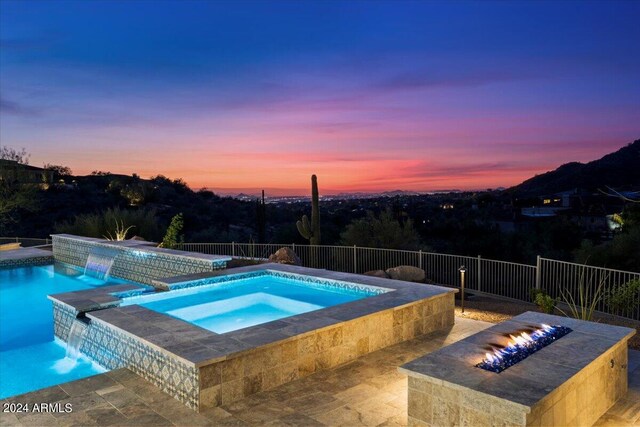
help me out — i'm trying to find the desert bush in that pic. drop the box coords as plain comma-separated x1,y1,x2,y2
340,208,424,250
530,288,557,314
605,279,640,316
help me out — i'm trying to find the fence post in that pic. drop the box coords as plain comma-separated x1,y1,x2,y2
292,243,295,252
418,250,422,269
535,255,541,289
353,245,357,273
477,255,482,292
232,241,236,257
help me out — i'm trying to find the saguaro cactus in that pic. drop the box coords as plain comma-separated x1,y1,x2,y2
296,174,321,245
256,190,266,243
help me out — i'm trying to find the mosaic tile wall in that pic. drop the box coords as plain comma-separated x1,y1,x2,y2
52,235,227,286
81,318,200,410
53,303,199,409
52,301,78,341
0,254,53,269
269,270,391,295
164,269,391,296
53,299,199,410
198,292,455,409
131,270,391,307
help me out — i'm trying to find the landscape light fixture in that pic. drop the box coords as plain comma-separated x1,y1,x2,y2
458,265,466,313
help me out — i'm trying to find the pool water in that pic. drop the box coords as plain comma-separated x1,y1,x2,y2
0,264,134,398
123,274,382,334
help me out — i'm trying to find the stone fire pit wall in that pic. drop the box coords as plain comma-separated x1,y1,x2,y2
400,312,635,427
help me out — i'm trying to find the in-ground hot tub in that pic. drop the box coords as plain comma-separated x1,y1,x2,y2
400,312,636,427
119,270,390,333
50,263,457,411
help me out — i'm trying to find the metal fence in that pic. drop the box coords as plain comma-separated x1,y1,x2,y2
538,258,640,320
178,242,640,321
0,237,51,247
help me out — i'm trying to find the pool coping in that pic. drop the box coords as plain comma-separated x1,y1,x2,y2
48,263,457,368
0,247,54,269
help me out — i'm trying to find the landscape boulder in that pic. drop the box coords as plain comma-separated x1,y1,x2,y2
364,270,389,278
268,247,302,266
385,265,426,282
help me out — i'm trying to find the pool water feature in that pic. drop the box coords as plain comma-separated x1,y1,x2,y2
65,319,89,361
84,246,118,280
0,264,135,398
122,273,385,334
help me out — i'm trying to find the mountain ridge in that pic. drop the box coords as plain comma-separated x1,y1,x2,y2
509,139,640,196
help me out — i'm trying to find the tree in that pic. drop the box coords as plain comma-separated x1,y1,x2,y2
121,181,153,206
43,164,73,177
0,146,30,164
573,204,640,272
0,179,39,234
340,209,423,250
160,213,184,249
0,147,39,234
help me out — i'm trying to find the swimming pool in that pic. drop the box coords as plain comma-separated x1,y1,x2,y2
0,264,136,398
121,272,389,333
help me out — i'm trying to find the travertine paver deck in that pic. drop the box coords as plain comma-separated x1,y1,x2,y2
1,317,638,427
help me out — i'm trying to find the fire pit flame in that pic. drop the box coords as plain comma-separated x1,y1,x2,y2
476,324,572,373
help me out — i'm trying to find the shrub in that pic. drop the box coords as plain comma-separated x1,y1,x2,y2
535,293,557,314
605,279,640,316
530,288,557,314
160,213,184,249
340,209,423,250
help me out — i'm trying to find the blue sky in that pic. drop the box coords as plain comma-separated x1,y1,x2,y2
1,0,639,193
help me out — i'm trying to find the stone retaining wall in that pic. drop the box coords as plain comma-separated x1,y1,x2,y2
198,293,454,410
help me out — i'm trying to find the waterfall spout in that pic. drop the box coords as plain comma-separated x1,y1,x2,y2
65,319,89,361
84,247,118,280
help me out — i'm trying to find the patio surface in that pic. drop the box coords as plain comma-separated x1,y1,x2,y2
1,317,638,427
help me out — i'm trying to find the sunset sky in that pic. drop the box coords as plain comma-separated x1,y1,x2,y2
1,1,639,195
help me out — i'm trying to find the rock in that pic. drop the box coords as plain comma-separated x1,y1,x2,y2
364,270,389,278
385,265,426,282
268,247,302,265
128,235,146,241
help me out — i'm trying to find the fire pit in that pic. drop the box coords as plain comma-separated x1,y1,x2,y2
400,312,635,427
476,324,572,373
